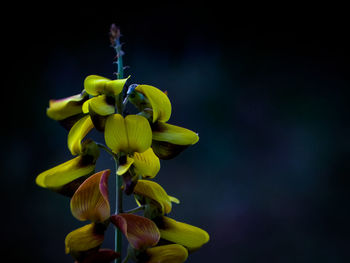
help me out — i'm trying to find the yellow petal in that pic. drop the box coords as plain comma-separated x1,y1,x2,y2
68,115,94,155
84,75,110,96
157,217,210,252
87,95,115,116
135,85,171,123
104,114,128,154
104,76,130,95
65,223,105,254
47,92,88,120
169,196,180,204
125,115,152,153
145,244,188,263
117,156,134,175
134,180,175,214
70,170,111,222
133,148,160,179
36,155,95,192
111,213,160,250
152,122,199,145
105,114,152,154
84,75,128,96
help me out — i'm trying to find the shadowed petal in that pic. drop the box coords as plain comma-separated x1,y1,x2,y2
133,148,160,179
152,122,199,146
110,213,160,250
65,223,105,255
157,217,209,252
82,95,115,116
68,115,94,155
135,85,171,123
117,156,134,175
36,155,96,195
47,91,88,120
143,244,188,263
104,76,129,95
71,170,111,222
134,180,177,214
84,75,128,96
151,141,189,160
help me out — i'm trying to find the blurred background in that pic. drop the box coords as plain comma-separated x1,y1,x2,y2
2,3,350,263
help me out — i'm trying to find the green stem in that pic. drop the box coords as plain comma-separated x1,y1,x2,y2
114,38,124,115
96,143,117,159
115,159,123,263
113,33,125,263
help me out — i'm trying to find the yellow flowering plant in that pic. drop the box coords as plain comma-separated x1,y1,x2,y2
36,24,209,263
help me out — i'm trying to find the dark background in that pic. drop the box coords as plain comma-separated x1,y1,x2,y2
2,3,350,263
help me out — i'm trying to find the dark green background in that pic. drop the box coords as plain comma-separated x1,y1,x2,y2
3,4,350,263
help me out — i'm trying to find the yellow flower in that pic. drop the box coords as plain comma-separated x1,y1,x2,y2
65,170,111,260
156,216,209,252
36,115,98,196
126,84,199,159
141,244,188,263
82,75,129,130
133,179,179,216
46,90,89,130
104,114,160,179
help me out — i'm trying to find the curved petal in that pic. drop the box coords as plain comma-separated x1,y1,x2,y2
151,141,188,160
125,115,152,153
110,213,160,250
135,85,171,123
65,223,105,254
68,115,94,155
84,75,128,96
144,244,188,263
133,148,160,179
117,156,134,176
84,75,110,96
71,170,111,222
82,95,115,116
36,155,96,195
104,76,129,95
134,180,176,214
152,122,199,145
157,217,210,252
105,114,152,154
104,114,128,154
47,91,88,120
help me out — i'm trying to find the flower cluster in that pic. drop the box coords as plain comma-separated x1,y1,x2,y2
37,74,209,262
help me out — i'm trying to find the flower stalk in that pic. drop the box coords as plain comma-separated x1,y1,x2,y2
36,23,209,263
111,24,125,263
